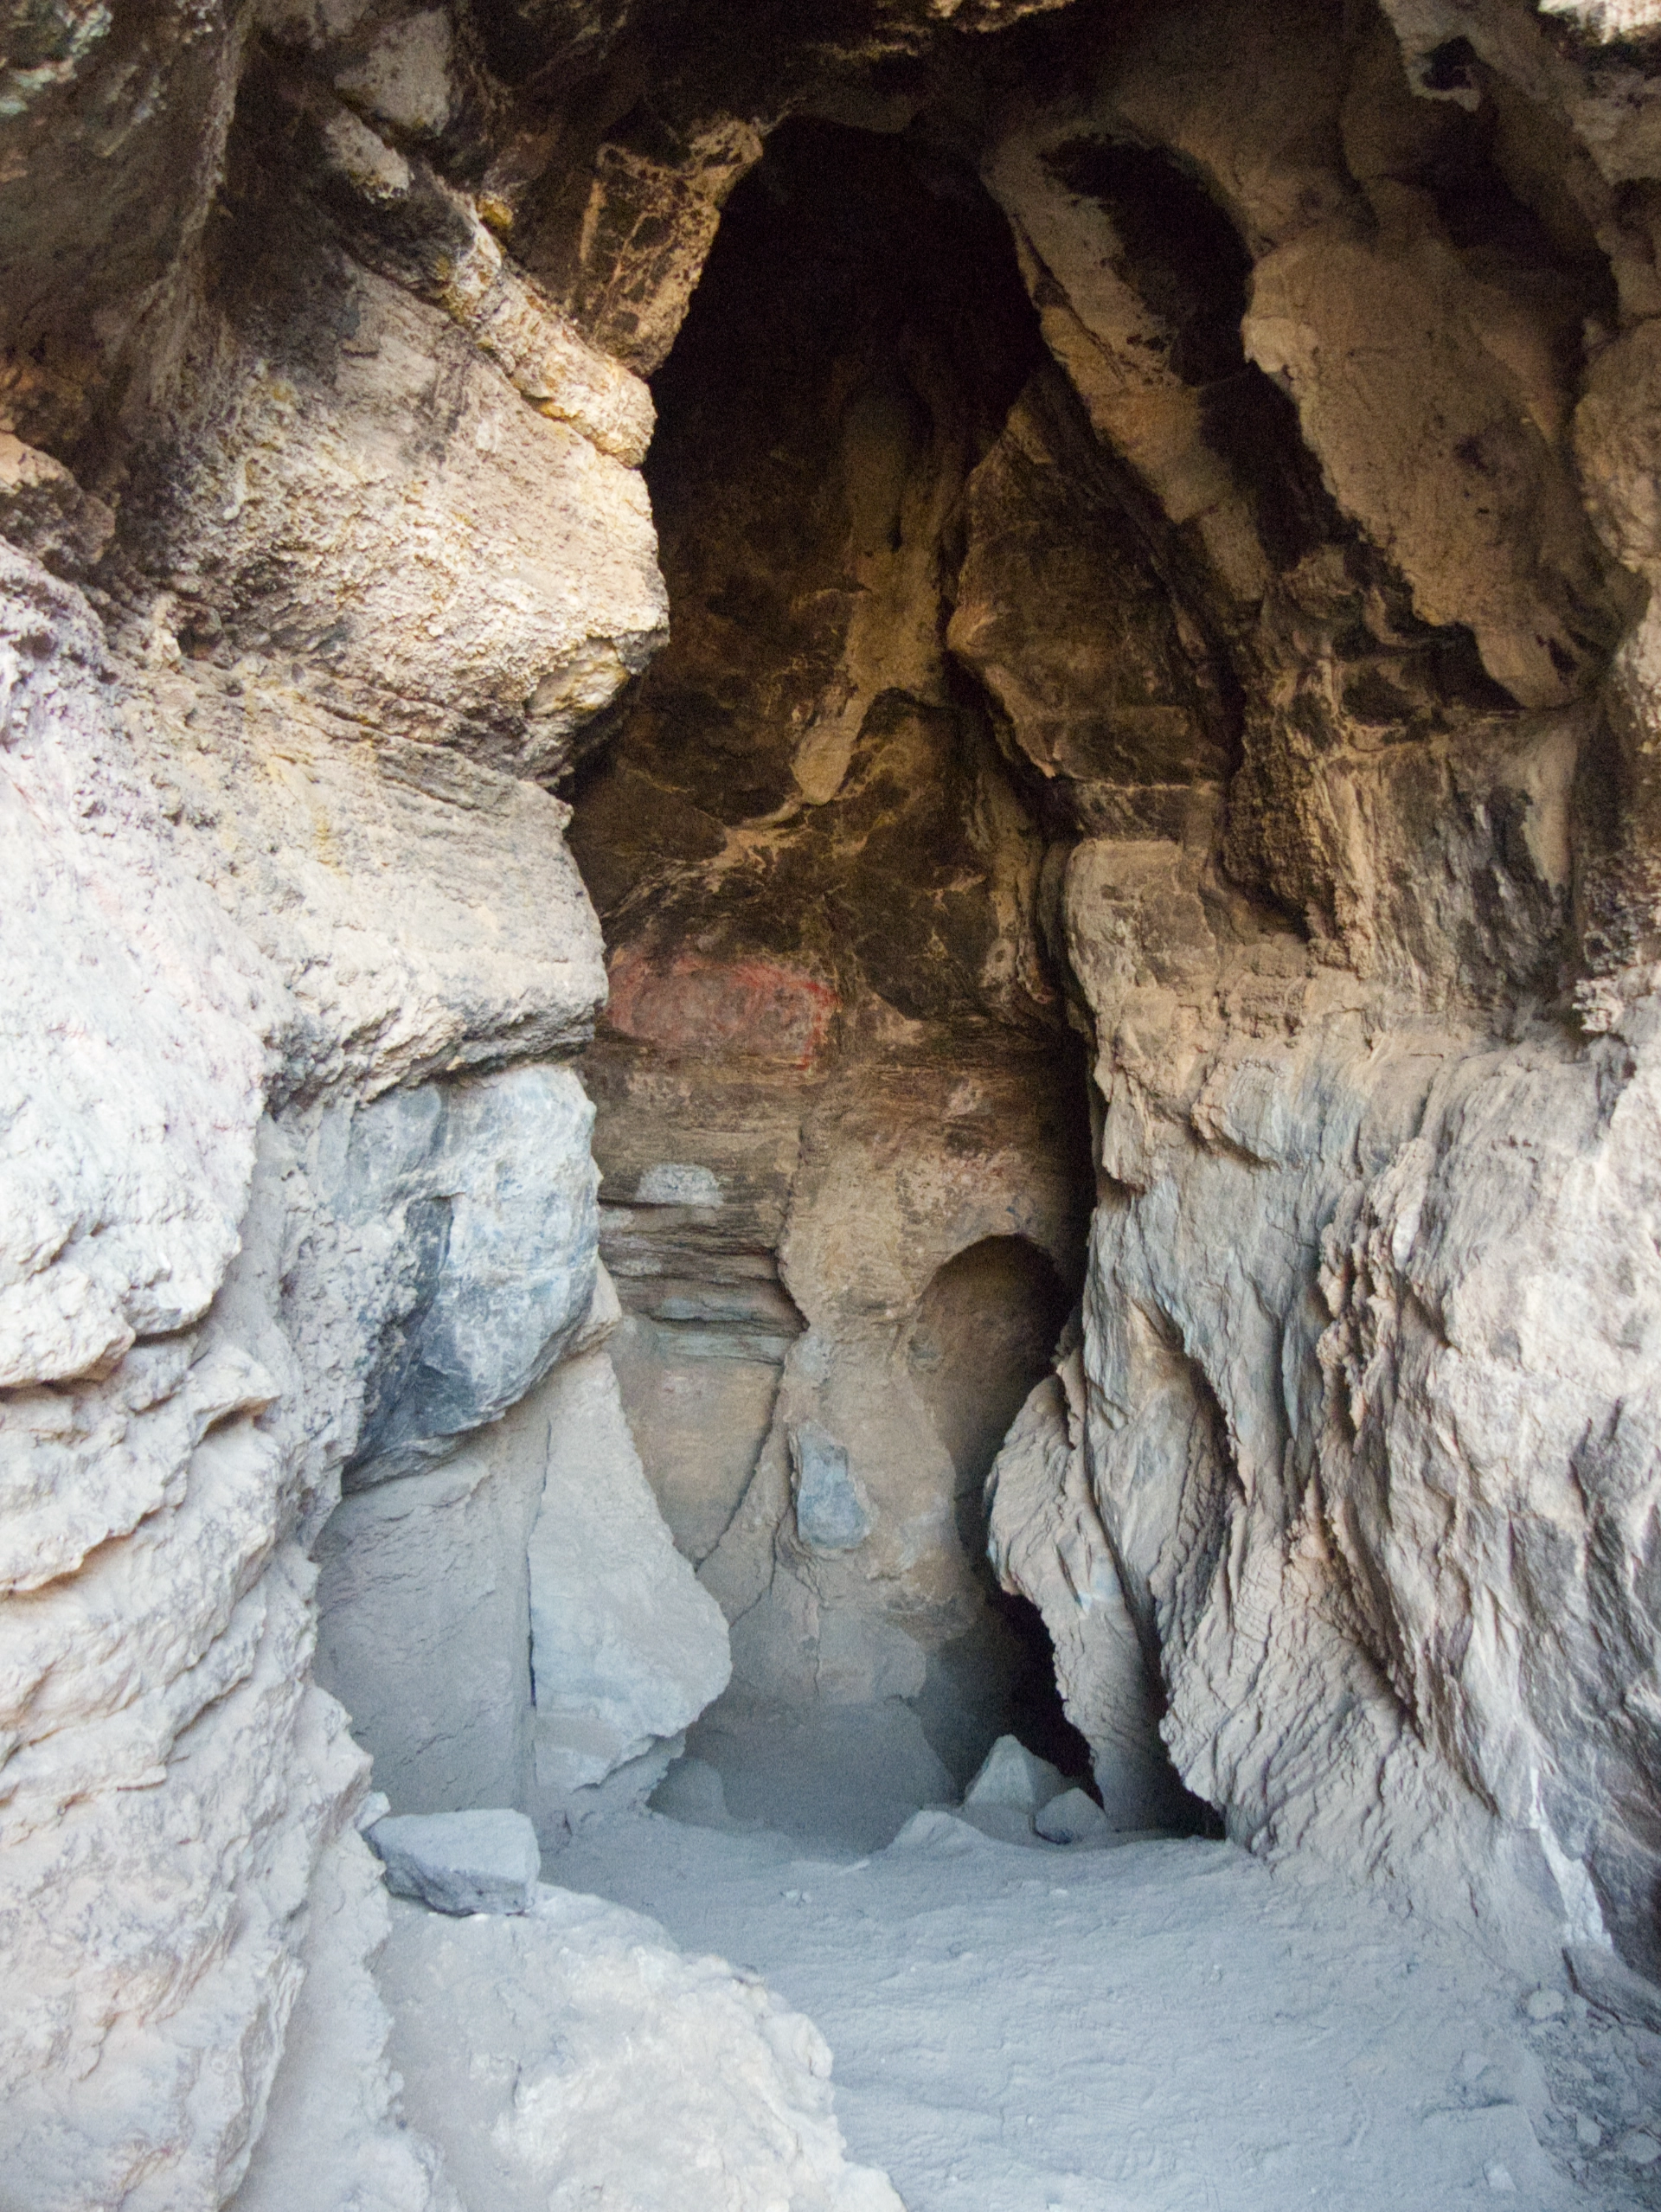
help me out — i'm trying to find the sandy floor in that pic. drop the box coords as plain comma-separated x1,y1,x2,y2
552,1805,1661,2212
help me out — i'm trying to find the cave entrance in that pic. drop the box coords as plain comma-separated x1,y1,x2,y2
567,118,1112,1846
904,1235,1093,1787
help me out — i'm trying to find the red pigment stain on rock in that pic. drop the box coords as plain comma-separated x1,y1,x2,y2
606,951,837,1068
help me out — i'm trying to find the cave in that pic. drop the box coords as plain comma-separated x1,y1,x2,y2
12,0,1661,2206
566,116,1106,1841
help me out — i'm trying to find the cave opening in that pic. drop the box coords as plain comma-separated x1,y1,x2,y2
28,0,1661,2199
566,116,1131,1845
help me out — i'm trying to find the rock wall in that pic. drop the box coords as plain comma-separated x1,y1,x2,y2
0,3,716,2198
560,0,1661,1972
964,0,1661,1977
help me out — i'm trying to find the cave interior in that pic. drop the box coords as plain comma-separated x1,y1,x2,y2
12,0,1661,2202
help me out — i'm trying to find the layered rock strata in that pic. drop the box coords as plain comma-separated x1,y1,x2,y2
569,121,1096,1798
0,3,705,2198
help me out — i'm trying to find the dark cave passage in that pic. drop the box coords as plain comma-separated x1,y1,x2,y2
568,119,1125,1841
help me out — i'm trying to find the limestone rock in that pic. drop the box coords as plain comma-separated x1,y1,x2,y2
963,1734,1064,1813
0,550,270,1394
117,673,609,1100
22,0,1661,2199
127,257,665,773
0,554,341,2208
314,1414,545,1816
1034,1787,1111,1846
368,1809,542,1914
1242,226,1621,708
635,1161,723,1205
888,1806,986,1854
947,366,1231,824
520,118,766,377
312,1266,677,1824
230,1822,459,2212
986,1359,1187,1831
790,1420,874,1554
0,436,114,578
1565,1944,1661,2036
527,1349,732,1810
377,1885,906,2212
332,1067,600,1486
0,0,248,452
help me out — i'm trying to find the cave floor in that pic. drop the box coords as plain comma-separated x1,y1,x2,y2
553,1810,1661,2212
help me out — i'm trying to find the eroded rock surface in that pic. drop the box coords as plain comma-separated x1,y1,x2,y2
378,1885,905,2212
0,4,708,2199
12,0,1661,2202
571,121,1096,1807
562,0,1661,1991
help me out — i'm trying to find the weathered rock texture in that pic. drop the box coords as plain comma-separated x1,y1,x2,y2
959,0,1661,1976
563,0,1661,1977
12,0,1661,2201
570,121,1097,1805
376,1885,905,2212
0,3,702,2200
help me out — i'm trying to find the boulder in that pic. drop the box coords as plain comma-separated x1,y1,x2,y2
367,1810,541,1915
376,1886,905,2212
1034,1789,1112,1846
963,1734,1065,1815
527,1349,732,1811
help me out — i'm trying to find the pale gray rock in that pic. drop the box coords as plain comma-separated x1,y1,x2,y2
986,1357,1188,1831
0,550,271,1395
1565,1945,1661,2036
0,554,343,2211
790,1420,874,1554
1052,819,1661,1965
368,1809,542,1914
527,1348,732,1811
315,1418,543,1814
314,1271,658,1823
117,672,608,1100
331,1066,600,1486
888,1807,987,1855
377,1886,905,2212
230,1823,458,2212
0,13,673,2200
0,54,663,2204
963,1734,1064,1814
1034,1788,1112,1846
